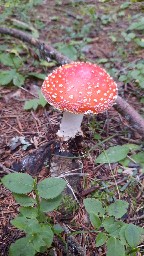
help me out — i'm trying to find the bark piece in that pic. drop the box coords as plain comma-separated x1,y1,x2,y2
11,141,55,175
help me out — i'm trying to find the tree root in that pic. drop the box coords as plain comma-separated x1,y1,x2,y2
1,26,144,137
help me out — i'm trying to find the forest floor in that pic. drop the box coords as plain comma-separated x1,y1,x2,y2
0,0,144,255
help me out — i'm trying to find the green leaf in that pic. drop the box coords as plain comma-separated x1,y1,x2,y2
119,74,127,82
0,69,16,85
93,133,101,140
120,2,131,10
13,193,36,206
38,92,47,107
104,221,124,237
95,145,129,164
89,213,101,229
120,181,131,192
11,216,39,232
40,60,56,67
125,224,143,247
119,224,128,245
40,194,63,212
97,58,108,64
107,200,129,218
102,217,115,229
9,237,35,256
130,70,140,79
140,97,144,103
57,44,78,61
125,143,140,151
0,53,22,68
132,152,144,165
29,233,46,252
119,158,130,167
38,224,53,248
37,177,67,199
53,224,64,234
24,99,40,110
1,173,34,194
136,62,144,70
135,38,144,48
96,232,108,247
84,198,105,216
13,72,25,87
0,45,8,51
107,237,125,256
128,17,144,31
28,72,46,80
19,207,38,219
24,91,47,110
28,224,54,250
139,81,144,89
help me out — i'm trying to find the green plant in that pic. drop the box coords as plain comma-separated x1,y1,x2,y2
24,90,47,110
0,52,25,86
118,60,144,88
0,0,47,89
84,198,144,256
1,173,67,256
95,144,140,164
58,195,78,215
0,50,47,87
1,0,43,22
54,42,79,61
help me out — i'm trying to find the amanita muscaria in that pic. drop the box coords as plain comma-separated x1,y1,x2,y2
41,62,118,141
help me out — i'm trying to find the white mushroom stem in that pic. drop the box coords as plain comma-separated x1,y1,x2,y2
56,111,84,141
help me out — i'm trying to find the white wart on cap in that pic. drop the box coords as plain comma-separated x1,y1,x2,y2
41,62,118,140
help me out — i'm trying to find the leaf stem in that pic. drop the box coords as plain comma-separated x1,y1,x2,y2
33,178,42,221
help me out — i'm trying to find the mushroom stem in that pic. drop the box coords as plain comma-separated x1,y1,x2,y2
57,111,84,141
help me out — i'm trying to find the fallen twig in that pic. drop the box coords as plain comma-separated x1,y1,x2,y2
129,214,144,222
0,27,70,65
0,163,15,174
81,177,127,197
1,27,144,136
115,96,144,137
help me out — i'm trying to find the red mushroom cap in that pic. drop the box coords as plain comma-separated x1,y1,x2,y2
41,62,118,114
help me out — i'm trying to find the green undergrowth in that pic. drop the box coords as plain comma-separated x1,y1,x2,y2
84,198,144,256
1,173,67,256
0,1,144,255
1,172,144,256
0,0,144,104
0,0,144,110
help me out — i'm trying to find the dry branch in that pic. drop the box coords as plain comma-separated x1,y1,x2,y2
115,96,144,137
0,27,70,65
1,27,144,137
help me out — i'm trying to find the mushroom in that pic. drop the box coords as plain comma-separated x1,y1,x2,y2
41,62,118,141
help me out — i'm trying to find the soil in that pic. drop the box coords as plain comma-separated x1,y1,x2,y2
0,0,144,255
